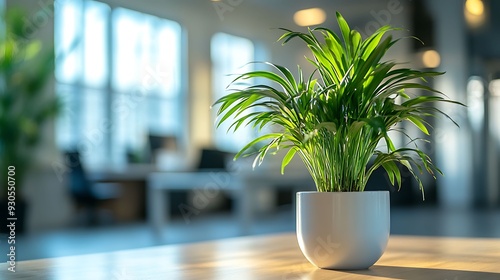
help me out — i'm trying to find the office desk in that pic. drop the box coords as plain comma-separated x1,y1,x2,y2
87,163,158,182
147,170,314,240
83,164,159,222
2,233,499,279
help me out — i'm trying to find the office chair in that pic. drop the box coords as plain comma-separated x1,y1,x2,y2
197,148,231,170
64,151,121,225
195,148,234,211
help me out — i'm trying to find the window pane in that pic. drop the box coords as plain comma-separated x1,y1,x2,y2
55,0,108,87
211,33,255,151
112,8,181,96
156,23,181,95
80,89,107,167
112,92,146,165
55,0,83,84
55,3,182,166
83,1,109,87
112,8,146,92
111,8,182,164
56,86,107,167
112,93,179,163
147,96,179,134
56,85,80,149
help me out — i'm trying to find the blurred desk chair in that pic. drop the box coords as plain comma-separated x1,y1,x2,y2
148,134,178,164
197,148,231,170
193,148,234,211
64,151,122,226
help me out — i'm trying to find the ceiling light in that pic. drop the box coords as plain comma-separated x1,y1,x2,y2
465,0,486,28
465,0,484,16
421,49,440,69
293,8,326,27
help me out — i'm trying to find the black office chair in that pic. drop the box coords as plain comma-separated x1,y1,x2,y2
196,148,234,211
197,148,231,171
64,151,121,225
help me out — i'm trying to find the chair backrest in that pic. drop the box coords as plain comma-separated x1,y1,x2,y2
148,135,178,163
196,148,230,170
64,151,93,202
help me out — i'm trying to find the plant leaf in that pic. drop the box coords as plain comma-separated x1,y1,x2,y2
281,147,298,174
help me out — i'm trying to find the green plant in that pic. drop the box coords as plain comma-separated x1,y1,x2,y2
214,12,462,196
0,8,59,196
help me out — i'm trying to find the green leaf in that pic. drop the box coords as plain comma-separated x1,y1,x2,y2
407,116,429,135
235,133,282,160
384,134,396,152
281,147,298,174
230,71,296,96
315,122,337,132
336,12,351,56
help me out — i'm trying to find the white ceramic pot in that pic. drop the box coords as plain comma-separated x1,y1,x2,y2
296,191,390,270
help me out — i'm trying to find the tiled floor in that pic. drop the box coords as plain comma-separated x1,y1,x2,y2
3,206,500,262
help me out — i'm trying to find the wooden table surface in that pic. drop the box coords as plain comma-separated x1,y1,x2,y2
1,233,500,279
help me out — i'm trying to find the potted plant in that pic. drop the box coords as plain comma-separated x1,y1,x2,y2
214,12,462,270
0,8,59,233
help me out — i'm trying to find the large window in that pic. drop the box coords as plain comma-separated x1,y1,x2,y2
211,33,255,152
55,0,182,167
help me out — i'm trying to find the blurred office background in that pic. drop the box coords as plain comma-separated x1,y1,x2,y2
1,0,500,261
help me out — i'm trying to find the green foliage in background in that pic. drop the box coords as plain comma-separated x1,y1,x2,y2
214,12,462,196
0,8,60,195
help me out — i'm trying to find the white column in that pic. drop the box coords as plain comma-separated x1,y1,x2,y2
426,0,473,208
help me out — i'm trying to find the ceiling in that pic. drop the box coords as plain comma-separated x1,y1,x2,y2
248,0,500,58
247,0,398,28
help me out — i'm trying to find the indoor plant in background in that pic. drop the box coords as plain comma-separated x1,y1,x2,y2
0,8,59,233
214,12,462,270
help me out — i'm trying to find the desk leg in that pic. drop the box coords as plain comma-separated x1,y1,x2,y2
237,183,252,235
148,186,168,243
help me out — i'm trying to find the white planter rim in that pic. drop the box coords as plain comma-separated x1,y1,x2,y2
297,191,388,194
297,191,390,197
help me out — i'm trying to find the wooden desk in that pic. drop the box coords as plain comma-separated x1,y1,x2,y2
2,233,499,279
